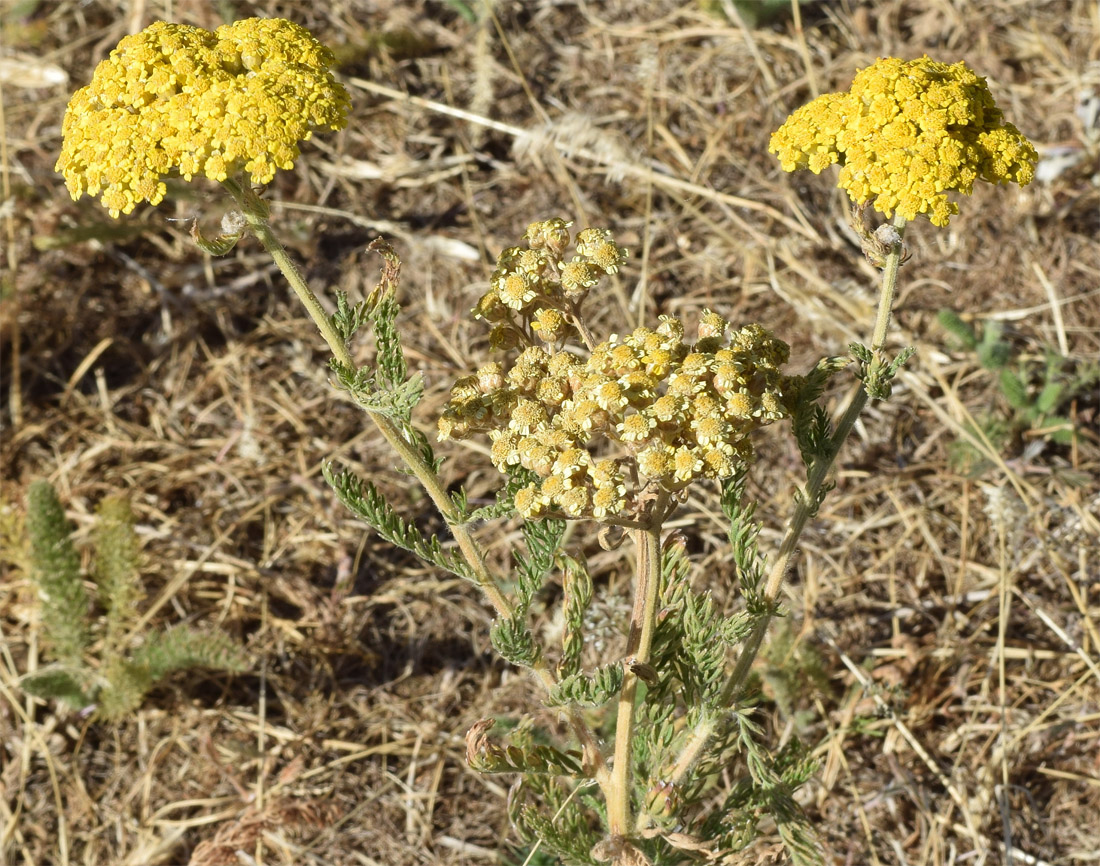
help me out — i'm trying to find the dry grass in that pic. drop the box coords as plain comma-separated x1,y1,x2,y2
2,0,1098,863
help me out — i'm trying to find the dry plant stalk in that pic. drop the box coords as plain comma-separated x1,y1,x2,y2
51,21,1038,865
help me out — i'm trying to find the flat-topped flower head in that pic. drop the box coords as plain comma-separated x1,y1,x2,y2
441,220,796,523
769,55,1037,226
56,18,350,217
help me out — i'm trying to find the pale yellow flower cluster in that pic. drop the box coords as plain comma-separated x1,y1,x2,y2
769,56,1037,226
439,222,793,523
56,18,350,217
472,218,628,350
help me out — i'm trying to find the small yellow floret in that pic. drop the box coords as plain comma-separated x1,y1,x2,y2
56,18,350,217
769,55,1037,226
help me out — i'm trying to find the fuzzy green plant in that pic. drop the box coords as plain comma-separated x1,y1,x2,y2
25,480,90,669
938,310,1097,474
21,481,248,720
56,26,1038,864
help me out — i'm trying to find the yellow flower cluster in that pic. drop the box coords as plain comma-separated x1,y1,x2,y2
56,18,350,217
439,223,793,524
472,218,628,350
769,55,1037,226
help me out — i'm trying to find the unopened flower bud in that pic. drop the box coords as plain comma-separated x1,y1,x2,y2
644,779,681,822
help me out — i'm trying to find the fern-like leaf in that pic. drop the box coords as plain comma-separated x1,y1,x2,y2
20,666,96,709
713,710,822,865
324,465,473,580
130,626,248,682
330,240,426,425
490,615,542,668
332,359,424,424
1000,369,1030,410
558,554,593,678
936,309,977,350
508,775,601,866
546,663,623,707
93,495,143,656
514,517,565,612
720,472,766,606
26,480,89,665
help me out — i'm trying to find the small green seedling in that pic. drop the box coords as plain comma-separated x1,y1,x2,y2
21,480,248,720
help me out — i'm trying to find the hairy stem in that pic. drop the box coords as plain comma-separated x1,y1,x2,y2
608,514,664,837
661,711,718,789
221,179,613,795
635,216,910,836
721,213,908,706
868,214,908,354
223,179,356,370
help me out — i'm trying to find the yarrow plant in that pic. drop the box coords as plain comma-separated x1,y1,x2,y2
19,481,247,720
52,25,1037,865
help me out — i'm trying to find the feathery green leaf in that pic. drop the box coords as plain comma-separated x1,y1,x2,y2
26,481,89,665
547,663,623,707
490,615,541,668
93,495,143,657
20,666,96,709
324,465,473,580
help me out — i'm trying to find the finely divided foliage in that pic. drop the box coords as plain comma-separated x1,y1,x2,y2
47,18,1040,864
331,242,423,420
25,480,89,667
323,467,475,582
22,482,247,720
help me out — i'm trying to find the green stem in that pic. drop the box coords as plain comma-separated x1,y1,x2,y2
220,179,614,797
608,512,664,837
637,215,910,836
720,213,908,707
869,213,908,353
223,179,509,611
223,179,356,371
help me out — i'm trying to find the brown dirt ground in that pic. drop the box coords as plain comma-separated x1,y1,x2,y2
2,1,1099,864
